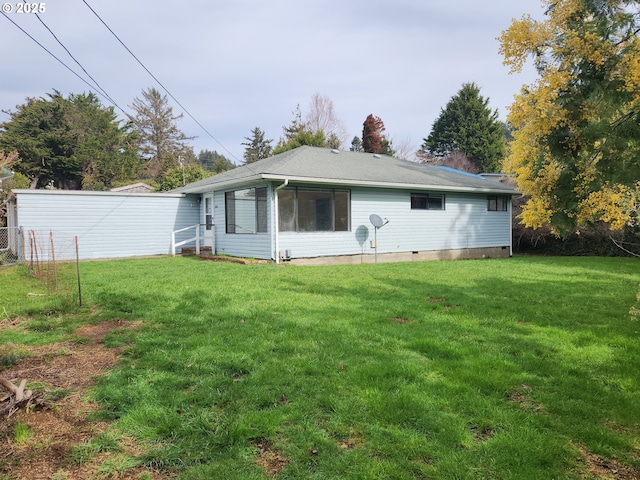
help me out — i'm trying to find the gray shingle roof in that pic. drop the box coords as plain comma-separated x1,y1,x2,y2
174,146,516,194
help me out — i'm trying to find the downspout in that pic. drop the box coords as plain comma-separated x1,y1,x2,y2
509,196,513,257
274,179,289,264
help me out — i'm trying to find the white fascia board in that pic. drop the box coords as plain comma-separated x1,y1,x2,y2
11,189,187,198
179,175,264,194
259,174,517,195
180,173,517,196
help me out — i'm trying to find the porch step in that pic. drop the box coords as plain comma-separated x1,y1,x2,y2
180,246,212,255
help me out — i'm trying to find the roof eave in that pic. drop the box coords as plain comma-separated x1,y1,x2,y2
260,174,516,195
11,189,187,198
179,174,264,194
179,173,516,195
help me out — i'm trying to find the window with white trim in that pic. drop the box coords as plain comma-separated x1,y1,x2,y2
225,187,267,234
410,193,445,210
487,196,508,211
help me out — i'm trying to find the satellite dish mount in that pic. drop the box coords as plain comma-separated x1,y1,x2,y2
369,214,389,263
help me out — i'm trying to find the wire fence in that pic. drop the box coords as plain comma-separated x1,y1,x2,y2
0,227,20,266
1,229,82,319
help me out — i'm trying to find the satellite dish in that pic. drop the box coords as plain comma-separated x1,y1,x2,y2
369,214,389,264
369,214,384,228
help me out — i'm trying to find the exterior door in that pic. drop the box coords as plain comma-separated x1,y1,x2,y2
203,194,214,249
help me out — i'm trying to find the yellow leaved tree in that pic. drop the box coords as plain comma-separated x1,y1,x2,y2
499,0,640,235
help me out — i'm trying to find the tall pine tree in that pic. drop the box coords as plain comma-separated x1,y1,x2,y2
422,83,505,173
361,114,394,155
128,87,194,179
241,127,273,164
273,106,326,155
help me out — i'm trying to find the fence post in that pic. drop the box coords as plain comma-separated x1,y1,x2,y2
75,236,82,307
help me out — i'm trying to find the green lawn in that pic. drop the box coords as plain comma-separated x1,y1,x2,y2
1,255,640,479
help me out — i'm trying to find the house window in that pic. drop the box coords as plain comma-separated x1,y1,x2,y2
278,187,350,232
487,196,508,211
225,187,267,234
410,193,445,210
204,196,213,231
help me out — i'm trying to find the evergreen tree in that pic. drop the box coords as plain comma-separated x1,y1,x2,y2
362,114,394,155
422,83,505,173
350,136,364,152
362,114,384,153
241,127,273,164
128,87,194,179
273,106,326,155
0,91,140,189
198,149,235,172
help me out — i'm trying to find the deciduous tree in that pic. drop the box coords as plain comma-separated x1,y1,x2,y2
416,150,479,173
1,150,18,226
422,83,505,173
155,164,209,192
305,93,347,149
499,0,640,235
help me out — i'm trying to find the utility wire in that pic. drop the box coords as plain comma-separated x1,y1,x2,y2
25,0,124,114
81,0,242,163
1,11,121,110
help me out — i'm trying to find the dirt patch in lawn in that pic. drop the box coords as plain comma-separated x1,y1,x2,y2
254,439,289,477
0,319,171,479
576,445,640,480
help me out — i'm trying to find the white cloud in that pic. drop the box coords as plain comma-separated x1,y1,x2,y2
0,0,544,162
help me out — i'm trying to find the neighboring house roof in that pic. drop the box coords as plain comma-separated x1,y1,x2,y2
174,146,516,195
110,182,153,193
0,166,13,181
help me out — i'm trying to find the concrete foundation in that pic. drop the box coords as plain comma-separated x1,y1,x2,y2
286,246,511,266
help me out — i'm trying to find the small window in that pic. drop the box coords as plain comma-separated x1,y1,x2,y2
411,193,445,210
204,196,213,231
488,196,508,211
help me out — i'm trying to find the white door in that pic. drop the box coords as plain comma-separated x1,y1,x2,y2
203,194,214,249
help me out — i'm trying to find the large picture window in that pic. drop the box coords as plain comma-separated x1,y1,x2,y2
225,187,267,234
278,187,350,232
411,193,445,210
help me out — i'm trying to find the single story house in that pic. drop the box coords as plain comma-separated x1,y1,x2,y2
6,146,516,264
173,146,517,265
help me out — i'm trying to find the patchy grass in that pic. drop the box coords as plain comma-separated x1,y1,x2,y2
1,255,639,479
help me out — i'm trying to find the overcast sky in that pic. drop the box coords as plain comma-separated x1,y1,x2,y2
1,0,545,163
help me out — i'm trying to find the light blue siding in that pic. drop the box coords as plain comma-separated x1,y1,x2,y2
277,187,511,259
15,191,200,260
213,189,272,259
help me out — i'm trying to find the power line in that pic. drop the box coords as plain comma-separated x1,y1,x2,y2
25,0,124,113
1,11,122,110
81,0,242,163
